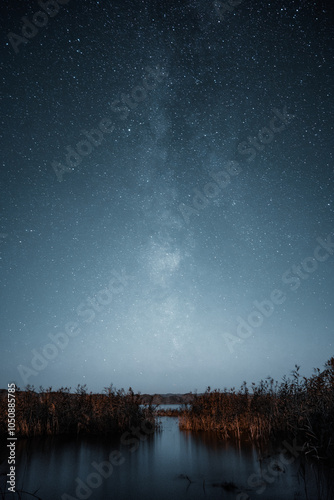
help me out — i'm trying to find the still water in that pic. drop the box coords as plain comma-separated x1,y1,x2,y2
1,412,333,500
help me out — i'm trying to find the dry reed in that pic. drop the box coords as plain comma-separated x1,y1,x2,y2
0,384,155,438
178,358,334,461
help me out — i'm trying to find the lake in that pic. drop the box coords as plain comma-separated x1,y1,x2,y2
1,410,333,499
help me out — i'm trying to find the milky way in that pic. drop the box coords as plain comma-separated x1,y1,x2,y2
1,0,333,392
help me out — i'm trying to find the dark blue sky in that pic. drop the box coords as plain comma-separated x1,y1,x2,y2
1,0,333,393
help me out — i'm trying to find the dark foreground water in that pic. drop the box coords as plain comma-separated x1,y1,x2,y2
1,416,333,500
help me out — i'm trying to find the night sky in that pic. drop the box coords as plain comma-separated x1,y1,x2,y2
1,0,333,393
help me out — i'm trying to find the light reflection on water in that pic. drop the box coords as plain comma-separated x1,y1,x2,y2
1,412,332,500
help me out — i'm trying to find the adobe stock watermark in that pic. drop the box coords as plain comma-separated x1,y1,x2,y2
17,269,134,385
236,438,304,499
224,232,334,352
214,0,244,22
178,160,242,224
61,419,155,500
237,106,295,162
52,65,168,182
7,0,71,54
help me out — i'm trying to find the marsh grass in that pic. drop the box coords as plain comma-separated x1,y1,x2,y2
179,358,334,461
0,384,155,438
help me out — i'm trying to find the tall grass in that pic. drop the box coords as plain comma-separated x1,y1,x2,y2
0,384,155,438
179,358,334,461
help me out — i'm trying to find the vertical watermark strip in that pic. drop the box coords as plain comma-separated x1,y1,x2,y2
7,383,16,494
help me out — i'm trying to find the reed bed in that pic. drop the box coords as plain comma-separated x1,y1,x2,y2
179,358,334,461
0,384,155,438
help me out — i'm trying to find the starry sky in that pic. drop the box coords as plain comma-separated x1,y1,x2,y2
1,0,333,393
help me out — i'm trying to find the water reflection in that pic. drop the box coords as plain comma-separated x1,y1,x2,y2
0,414,333,500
